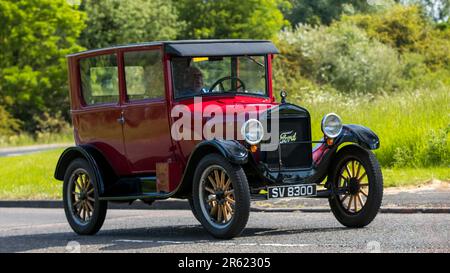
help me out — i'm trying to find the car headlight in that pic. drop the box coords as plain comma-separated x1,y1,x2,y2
240,119,264,145
321,113,343,138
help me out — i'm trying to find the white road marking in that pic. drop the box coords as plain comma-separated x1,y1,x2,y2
114,239,312,248
260,243,311,247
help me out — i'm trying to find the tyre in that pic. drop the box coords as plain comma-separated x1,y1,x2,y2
63,158,108,235
188,197,201,223
328,145,383,228
192,154,250,239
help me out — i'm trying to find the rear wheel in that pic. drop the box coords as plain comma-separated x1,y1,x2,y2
328,146,383,228
192,154,250,239
188,197,200,223
63,158,107,235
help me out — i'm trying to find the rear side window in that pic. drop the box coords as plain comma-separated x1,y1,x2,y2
80,54,119,105
124,50,164,101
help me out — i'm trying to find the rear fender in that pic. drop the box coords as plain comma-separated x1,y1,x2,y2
54,145,115,195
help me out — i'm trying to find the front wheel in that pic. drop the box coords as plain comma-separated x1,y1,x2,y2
328,145,383,228
192,154,250,239
63,158,107,235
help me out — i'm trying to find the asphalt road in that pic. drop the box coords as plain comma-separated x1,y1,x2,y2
0,208,448,253
0,144,70,157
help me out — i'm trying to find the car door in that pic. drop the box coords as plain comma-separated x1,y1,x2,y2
120,47,173,173
72,52,129,175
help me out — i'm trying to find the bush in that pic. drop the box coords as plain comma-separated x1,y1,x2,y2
0,106,21,136
422,126,450,167
292,86,450,168
276,23,403,93
0,0,85,132
342,4,450,71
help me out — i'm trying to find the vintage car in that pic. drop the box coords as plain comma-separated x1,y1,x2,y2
55,40,383,239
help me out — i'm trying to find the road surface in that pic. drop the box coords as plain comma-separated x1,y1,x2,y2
0,144,71,157
0,208,448,253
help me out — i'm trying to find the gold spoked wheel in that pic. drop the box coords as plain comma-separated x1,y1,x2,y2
199,165,235,228
337,160,369,214
70,170,95,224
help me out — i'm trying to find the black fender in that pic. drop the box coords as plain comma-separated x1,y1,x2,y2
335,124,380,150
54,145,114,195
173,139,248,198
196,139,249,164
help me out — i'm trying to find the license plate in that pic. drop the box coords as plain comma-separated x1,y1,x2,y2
267,184,317,199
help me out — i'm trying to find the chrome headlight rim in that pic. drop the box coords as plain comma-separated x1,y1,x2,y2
240,119,264,145
321,113,343,139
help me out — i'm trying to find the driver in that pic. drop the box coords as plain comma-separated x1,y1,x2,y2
179,66,204,97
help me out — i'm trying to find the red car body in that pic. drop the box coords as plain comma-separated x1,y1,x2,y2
56,40,383,238
64,41,286,193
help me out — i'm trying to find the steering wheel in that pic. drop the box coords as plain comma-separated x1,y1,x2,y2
208,76,246,93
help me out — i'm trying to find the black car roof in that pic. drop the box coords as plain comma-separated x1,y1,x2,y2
67,39,279,58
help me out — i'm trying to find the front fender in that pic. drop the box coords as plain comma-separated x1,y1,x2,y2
172,139,248,198
195,139,248,164
336,124,380,150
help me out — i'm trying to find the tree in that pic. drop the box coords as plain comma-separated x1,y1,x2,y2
0,0,85,132
276,23,403,93
176,0,289,39
343,4,450,69
412,0,450,22
80,0,184,49
285,0,394,26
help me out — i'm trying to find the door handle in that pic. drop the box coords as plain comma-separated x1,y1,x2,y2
117,113,125,124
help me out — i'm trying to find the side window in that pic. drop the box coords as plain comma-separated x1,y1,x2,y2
124,50,164,101
80,54,119,105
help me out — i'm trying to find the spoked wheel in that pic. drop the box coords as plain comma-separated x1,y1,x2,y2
70,171,95,222
192,154,250,239
337,159,369,214
328,145,383,228
200,165,235,227
63,158,107,235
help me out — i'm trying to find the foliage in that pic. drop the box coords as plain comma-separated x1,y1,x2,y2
276,23,402,93
0,131,73,148
291,86,450,168
0,0,85,132
284,0,394,26
0,106,21,136
342,5,428,52
413,0,450,22
80,0,185,49
175,0,289,39
342,4,450,70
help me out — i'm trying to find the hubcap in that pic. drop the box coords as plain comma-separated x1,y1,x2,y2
69,170,95,225
337,160,369,214
199,165,235,229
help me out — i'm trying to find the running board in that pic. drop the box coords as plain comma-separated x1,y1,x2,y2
99,176,171,201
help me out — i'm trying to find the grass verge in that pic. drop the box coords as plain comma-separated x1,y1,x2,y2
0,132,74,148
295,86,449,168
0,149,448,200
0,148,64,200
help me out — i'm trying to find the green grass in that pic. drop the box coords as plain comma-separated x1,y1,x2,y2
294,86,450,168
0,148,448,200
0,148,64,200
383,167,449,187
0,132,74,148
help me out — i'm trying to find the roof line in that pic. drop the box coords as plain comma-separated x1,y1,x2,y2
67,39,273,58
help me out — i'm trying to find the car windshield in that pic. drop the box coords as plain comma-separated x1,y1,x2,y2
172,56,267,99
